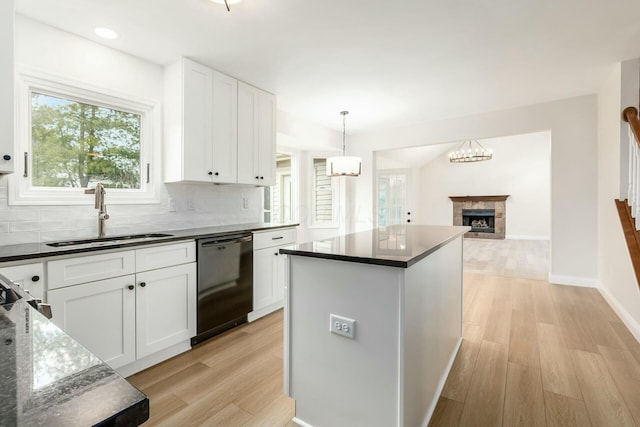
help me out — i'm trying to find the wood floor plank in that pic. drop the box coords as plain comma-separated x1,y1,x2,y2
531,283,559,325
509,309,540,368
598,345,640,425
240,394,296,427
510,278,535,313
543,391,592,427
458,340,508,427
200,403,253,427
536,322,582,399
144,393,188,426
609,321,640,365
482,297,512,345
502,362,545,427
569,349,636,427
441,339,481,403
428,396,463,427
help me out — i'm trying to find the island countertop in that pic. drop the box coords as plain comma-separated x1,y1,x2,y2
0,300,149,426
279,224,470,268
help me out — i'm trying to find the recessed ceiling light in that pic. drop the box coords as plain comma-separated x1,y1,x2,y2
94,27,118,40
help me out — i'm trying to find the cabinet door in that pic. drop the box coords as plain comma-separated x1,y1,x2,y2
0,0,12,173
0,263,45,301
136,263,196,359
182,58,213,182
48,275,137,369
237,82,260,185
273,248,286,301
257,90,276,186
211,70,238,183
253,247,277,311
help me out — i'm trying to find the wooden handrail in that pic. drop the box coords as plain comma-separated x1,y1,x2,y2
622,106,640,146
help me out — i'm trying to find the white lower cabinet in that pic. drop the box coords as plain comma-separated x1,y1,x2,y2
250,228,296,321
47,241,197,373
0,262,46,300
136,263,196,359
48,275,137,369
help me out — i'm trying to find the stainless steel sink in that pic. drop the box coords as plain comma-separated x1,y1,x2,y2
46,233,174,248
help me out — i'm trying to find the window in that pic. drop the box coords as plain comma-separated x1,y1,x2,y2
311,157,338,226
264,154,293,223
12,72,160,205
31,93,142,189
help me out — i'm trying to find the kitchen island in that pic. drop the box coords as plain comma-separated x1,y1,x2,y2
280,224,469,427
0,297,149,426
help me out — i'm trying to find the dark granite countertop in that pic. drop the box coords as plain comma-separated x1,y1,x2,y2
279,224,469,268
0,222,298,263
0,300,148,426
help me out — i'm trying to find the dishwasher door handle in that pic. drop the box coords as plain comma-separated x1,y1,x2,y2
200,235,252,247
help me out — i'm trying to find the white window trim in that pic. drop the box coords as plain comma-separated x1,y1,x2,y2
309,152,341,229
10,68,162,205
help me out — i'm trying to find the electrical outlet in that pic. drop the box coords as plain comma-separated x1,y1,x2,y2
242,196,249,209
168,198,176,212
330,314,355,339
186,199,195,211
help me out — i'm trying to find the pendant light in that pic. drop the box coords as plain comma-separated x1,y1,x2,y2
326,111,362,176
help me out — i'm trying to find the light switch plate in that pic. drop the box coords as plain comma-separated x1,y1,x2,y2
330,314,355,339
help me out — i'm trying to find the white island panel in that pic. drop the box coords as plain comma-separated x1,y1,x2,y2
289,257,403,426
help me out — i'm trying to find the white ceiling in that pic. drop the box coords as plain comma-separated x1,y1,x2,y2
14,0,640,134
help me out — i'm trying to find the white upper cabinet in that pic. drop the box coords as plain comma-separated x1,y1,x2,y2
0,0,14,173
164,58,238,184
237,82,276,186
211,71,238,183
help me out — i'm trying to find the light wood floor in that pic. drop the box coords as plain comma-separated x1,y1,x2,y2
127,311,295,426
129,273,640,427
430,273,640,427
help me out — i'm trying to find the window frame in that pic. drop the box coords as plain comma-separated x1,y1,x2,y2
309,155,340,228
11,69,161,205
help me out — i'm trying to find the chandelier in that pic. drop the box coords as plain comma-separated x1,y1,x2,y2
449,140,492,163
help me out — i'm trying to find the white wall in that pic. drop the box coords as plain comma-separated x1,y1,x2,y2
417,132,551,239
597,60,640,340
277,111,345,244
0,16,262,245
348,95,598,285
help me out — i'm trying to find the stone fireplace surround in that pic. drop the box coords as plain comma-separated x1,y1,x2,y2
449,195,510,239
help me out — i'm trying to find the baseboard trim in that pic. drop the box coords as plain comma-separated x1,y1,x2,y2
117,341,191,377
505,235,550,241
248,301,284,322
598,285,640,344
422,336,463,427
548,274,598,288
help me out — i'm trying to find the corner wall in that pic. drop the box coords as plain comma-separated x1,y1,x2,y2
348,95,598,285
597,60,640,340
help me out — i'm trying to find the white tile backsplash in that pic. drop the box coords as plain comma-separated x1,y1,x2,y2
0,176,263,245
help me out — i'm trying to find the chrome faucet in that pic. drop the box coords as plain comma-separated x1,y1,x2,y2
84,183,110,238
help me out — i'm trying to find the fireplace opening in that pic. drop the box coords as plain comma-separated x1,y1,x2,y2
462,209,495,233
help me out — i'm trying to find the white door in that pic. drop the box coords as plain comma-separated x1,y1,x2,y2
376,169,412,227
237,81,260,185
0,263,45,300
47,275,136,369
258,90,276,186
135,263,197,359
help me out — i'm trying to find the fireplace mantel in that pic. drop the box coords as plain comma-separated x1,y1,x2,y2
449,195,510,202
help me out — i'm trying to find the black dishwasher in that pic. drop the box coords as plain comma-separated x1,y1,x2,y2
192,233,253,345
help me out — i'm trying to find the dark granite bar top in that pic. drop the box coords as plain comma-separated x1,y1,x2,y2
0,300,148,426
0,222,298,263
279,224,470,268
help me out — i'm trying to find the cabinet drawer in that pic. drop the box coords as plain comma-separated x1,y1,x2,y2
135,241,196,272
48,250,136,290
253,228,297,250
0,262,45,300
